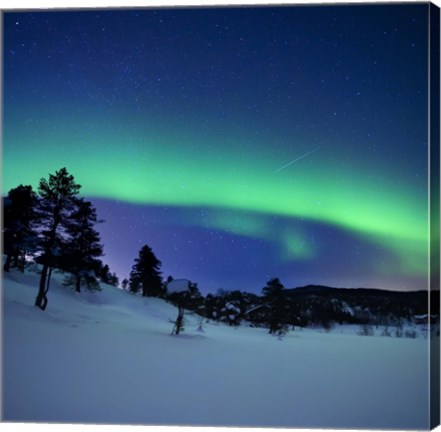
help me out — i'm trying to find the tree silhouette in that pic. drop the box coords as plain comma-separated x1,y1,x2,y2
34,168,81,310
98,263,119,287
262,277,289,335
166,279,192,335
186,282,204,312
107,272,119,287
3,185,38,272
99,264,111,284
129,245,163,297
61,198,104,292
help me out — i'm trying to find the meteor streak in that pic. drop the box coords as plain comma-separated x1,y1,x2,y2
274,147,321,173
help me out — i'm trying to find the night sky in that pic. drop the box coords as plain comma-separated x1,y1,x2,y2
3,4,430,293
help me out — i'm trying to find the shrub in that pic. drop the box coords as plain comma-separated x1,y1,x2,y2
358,324,374,336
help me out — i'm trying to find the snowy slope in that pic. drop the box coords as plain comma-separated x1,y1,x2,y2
2,267,430,429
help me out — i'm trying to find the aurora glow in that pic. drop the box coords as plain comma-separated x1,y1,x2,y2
2,5,431,292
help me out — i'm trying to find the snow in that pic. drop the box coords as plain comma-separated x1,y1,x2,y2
244,304,268,315
226,302,241,313
2,266,431,430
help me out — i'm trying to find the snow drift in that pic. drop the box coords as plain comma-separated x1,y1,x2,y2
2,267,430,429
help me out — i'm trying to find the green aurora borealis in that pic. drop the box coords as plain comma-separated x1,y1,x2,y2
3,112,429,278
2,6,434,291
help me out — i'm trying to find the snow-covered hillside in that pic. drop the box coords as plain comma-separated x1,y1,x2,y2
2,267,430,429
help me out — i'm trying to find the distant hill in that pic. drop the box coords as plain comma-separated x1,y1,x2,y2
202,283,438,330
282,284,438,328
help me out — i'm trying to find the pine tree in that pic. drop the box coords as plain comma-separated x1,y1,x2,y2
3,185,38,272
129,245,163,297
61,199,104,293
98,263,119,287
262,277,289,335
108,272,119,287
99,264,111,284
186,282,204,312
34,167,81,310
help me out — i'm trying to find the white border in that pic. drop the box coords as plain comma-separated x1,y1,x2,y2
1,1,440,432
1,0,441,11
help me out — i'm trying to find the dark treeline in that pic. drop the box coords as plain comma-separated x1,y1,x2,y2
187,281,436,336
3,167,438,337
3,168,119,310
125,241,436,337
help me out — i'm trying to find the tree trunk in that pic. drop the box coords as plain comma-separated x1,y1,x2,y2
46,266,53,293
3,254,12,272
75,276,81,293
17,252,25,272
35,265,48,309
172,305,184,335
35,264,51,310
12,252,19,269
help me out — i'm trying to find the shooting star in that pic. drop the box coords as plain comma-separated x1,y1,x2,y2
274,147,321,173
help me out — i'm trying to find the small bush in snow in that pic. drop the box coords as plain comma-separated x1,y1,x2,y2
394,323,404,338
275,326,289,340
404,329,417,339
358,324,374,336
196,316,205,332
322,320,335,332
381,326,392,337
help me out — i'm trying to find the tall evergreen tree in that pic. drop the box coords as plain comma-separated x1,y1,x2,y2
35,167,81,310
186,282,204,312
129,245,163,297
99,264,111,284
61,198,104,293
262,277,288,335
3,185,38,272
